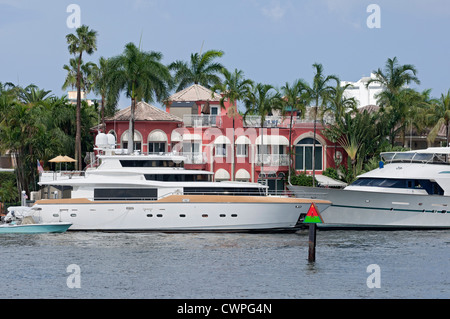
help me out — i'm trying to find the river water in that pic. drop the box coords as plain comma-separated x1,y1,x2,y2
0,229,448,299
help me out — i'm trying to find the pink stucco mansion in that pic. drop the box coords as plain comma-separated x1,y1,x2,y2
97,84,348,193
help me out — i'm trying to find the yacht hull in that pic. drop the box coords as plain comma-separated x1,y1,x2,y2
288,186,450,229
33,195,331,232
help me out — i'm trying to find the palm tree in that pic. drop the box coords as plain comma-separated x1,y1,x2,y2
244,83,282,180
18,84,53,104
107,42,172,153
211,68,253,180
65,25,97,170
366,57,420,146
427,89,450,146
322,82,357,123
169,50,224,91
91,57,115,129
324,110,377,182
62,58,96,93
304,63,339,186
368,57,420,95
321,82,358,164
280,80,308,184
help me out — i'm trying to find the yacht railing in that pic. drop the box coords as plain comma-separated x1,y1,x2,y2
381,152,450,165
36,187,295,202
39,170,85,182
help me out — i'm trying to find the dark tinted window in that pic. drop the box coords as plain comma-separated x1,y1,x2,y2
144,174,211,182
120,160,183,168
94,188,157,200
351,178,444,195
184,187,264,196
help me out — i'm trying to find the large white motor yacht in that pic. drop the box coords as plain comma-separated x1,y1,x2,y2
32,133,330,231
289,147,450,229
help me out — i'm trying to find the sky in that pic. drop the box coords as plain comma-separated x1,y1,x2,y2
1,0,449,109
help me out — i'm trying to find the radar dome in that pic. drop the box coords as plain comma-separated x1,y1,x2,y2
95,132,108,148
106,133,116,148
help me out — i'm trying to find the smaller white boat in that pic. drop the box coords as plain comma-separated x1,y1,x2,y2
0,206,72,234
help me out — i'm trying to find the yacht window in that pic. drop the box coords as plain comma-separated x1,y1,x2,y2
184,187,264,196
120,160,183,168
412,153,433,162
392,153,415,161
144,174,211,182
94,188,157,200
381,152,395,162
351,178,444,195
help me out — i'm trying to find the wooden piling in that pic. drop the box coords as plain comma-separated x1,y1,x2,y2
308,223,317,262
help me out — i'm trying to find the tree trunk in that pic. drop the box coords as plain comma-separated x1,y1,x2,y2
288,112,293,185
75,52,83,171
260,123,265,193
312,103,317,187
446,121,449,147
101,94,105,131
128,97,136,154
231,115,235,181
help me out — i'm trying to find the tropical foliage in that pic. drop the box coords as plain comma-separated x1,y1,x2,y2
169,50,225,92
303,63,339,186
65,24,98,170
211,68,253,180
0,83,98,199
107,42,172,153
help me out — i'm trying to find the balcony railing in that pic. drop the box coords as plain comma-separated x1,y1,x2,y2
255,154,289,166
183,115,221,127
176,152,207,164
244,115,335,128
243,116,284,128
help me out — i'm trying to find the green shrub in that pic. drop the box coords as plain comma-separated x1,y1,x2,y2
290,172,316,187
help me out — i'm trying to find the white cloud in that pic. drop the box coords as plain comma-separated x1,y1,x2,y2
261,1,286,21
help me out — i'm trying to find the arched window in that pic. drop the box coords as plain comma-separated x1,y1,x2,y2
148,130,168,154
295,138,322,171
121,130,143,152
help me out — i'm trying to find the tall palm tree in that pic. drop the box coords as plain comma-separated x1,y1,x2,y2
304,63,338,186
107,42,172,153
62,58,96,93
322,82,357,123
65,25,97,170
169,50,224,91
280,80,308,184
368,57,420,96
428,89,450,146
366,57,420,146
211,68,253,181
244,83,281,180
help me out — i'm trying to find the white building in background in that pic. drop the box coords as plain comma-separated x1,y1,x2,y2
341,73,383,108
67,91,96,106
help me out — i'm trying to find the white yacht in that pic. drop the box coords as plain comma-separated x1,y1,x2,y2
31,133,330,232
288,147,450,229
